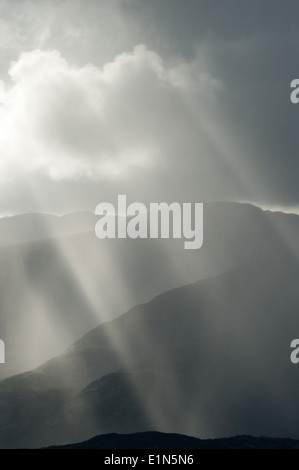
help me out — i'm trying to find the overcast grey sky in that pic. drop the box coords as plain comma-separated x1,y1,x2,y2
0,0,298,215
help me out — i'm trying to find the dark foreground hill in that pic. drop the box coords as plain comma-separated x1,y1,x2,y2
47,431,299,449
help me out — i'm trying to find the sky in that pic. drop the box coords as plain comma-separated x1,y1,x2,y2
0,0,298,215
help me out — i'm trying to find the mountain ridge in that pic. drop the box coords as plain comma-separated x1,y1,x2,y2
2,200,289,379
45,431,299,449
0,254,298,447
0,202,298,447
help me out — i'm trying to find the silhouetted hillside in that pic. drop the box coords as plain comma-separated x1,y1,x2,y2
47,431,299,449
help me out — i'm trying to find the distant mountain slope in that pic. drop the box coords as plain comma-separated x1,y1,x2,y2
47,431,299,449
0,212,96,247
0,202,298,379
0,241,298,447
0,202,298,448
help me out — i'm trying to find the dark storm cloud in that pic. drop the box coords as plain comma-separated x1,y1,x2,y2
135,0,299,205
